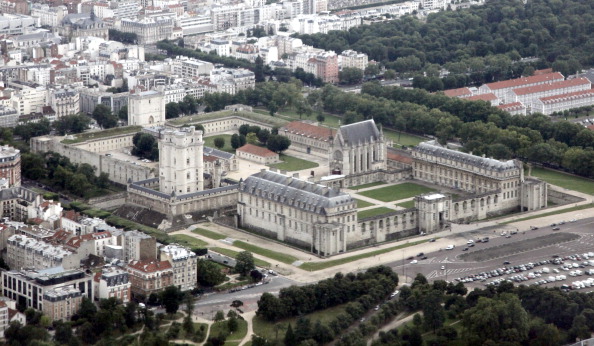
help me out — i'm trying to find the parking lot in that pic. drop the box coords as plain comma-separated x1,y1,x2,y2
389,217,594,292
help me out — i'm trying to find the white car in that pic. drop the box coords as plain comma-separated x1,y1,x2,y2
441,265,446,270
445,245,455,250
410,260,418,264
467,240,474,245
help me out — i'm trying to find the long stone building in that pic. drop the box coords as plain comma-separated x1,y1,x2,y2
238,170,357,255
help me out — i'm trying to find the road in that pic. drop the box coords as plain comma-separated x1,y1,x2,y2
387,217,594,291
191,276,297,319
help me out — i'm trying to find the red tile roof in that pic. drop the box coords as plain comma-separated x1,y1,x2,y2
127,260,172,273
511,78,590,96
62,209,80,222
466,93,497,102
443,87,472,98
484,72,564,91
237,144,277,157
203,155,218,162
387,152,412,164
66,231,111,248
538,88,594,104
281,121,335,141
497,102,525,111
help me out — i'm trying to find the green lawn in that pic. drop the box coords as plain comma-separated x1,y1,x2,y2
211,247,271,267
252,304,348,341
168,109,288,128
204,134,235,153
233,240,299,264
192,227,226,240
169,234,208,249
268,154,318,171
355,198,375,208
255,107,343,128
349,182,386,190
209,319,248,342
529,167,594,195
396,200,415,209
359,183,435,202
300,239,427,271
357,207,396,219
383,130,426,147
61,126,142,144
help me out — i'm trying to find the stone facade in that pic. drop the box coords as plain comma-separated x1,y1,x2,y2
0,145,20,187
128,90,165,126
159,244,197,292
412,140,547,231
159,126,204,195
238,170,357,255
126,259,173,297
279,121,335,158
329,119,387,176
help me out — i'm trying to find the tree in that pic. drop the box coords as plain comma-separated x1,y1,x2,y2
384,69,396,80
78,297,97,320
423,290,445,332
53,114,91,135
257,129,270,144
339,67,364,85
246,132,259,145
214,310,225,322
118,105,128,121
228,316,238,333
166,102,181,119
197,259,226,286
255,55,266,83
231,134,242,149
132,132,158,161
257,293,285,321
162,286,182,315
266,134,291,153
235,251,255,276
214,137,225,149
284,324,298,346
239,124,250,136
92,104,118,129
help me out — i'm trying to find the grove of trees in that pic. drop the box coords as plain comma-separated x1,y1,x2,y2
293,0,594,89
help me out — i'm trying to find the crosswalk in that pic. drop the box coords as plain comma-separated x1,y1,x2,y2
427,267,474,279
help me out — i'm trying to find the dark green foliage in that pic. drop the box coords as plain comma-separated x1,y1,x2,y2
234,251,255,276
161,286,182,314
14,119,51,141
213,137,225,149
266,134,291,153
197,259,226,286
108,29,137,44
92,104,118,129
339,67,364,85
53,114,92,135
132,132,159,161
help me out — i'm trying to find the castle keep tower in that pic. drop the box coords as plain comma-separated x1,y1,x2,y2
159,126,204,195
128,90,165,126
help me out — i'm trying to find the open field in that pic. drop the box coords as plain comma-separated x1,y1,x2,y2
383,130,426,147
269,154,318,171
252,304,347,341
349,182,386,190
204,134,234,153
300,239,427,271
192,227,226,240
232,240,299,264
355,198,375,208
395,200,415,209
358,207,395,219
358,183,435,202
529,167,594,195
168,234,208,249
209,319,248,343
211,247,271,267
168,110,288,127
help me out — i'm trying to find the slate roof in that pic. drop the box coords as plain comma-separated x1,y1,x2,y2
241,170,354,215
338,119,381,146
414,140,520,172
204,146,234,160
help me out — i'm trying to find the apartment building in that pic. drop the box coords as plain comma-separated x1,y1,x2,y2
159,244,197,291
0,145,20,187
122,229,157,262
6,234,76,270
119,16,174,44
93,267,131,303
477,72,564,101
1,267,93,316
10,86,47,116
126,259,173,297
42,286,83,321
532,89,594,115
340,49,368,71
507,78,591,110
49,88,79,119
30,4,68,27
